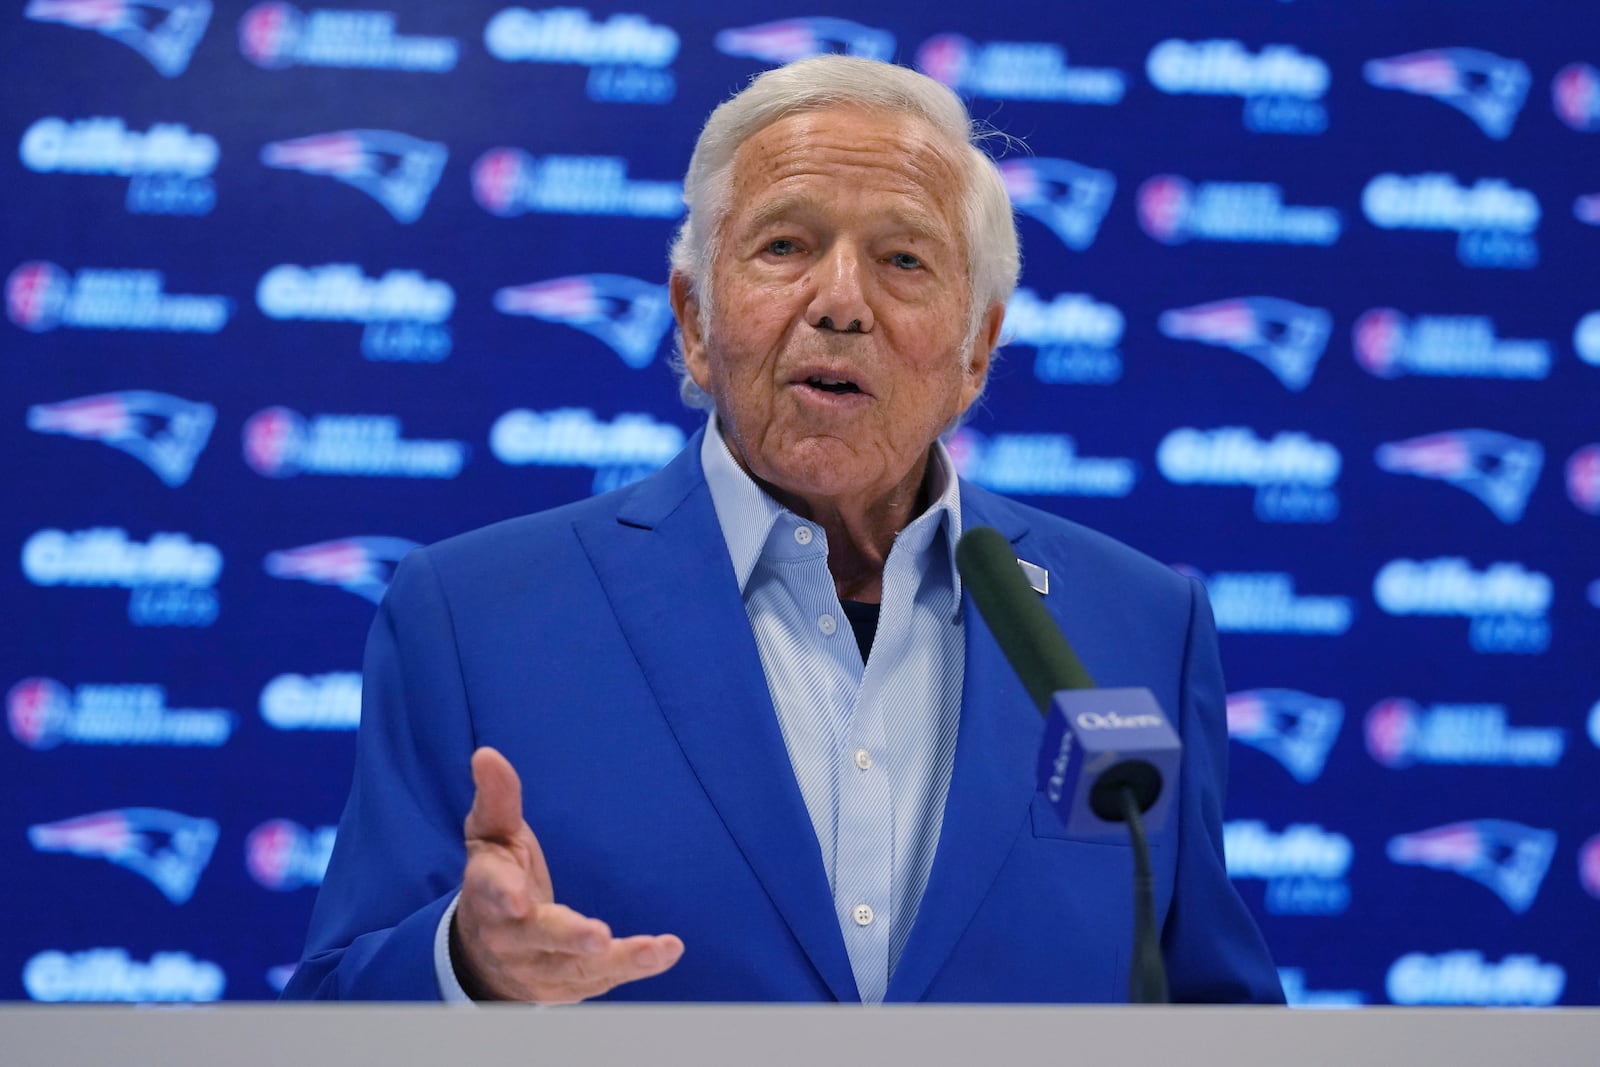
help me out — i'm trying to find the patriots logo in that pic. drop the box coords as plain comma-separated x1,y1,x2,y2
714,17,894,64
1158,297,1331,392
261,130,446,223
1388,819,1556,913
1227,689,1343,784
29,808,218,904
1363,48,1530,140
1375,430,1543,523
264,536,418,604
999,158,1117,252
493,274,672,370
27,390,214,487
25,0,212,77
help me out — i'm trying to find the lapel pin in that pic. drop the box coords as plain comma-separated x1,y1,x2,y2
1017,558,1049,595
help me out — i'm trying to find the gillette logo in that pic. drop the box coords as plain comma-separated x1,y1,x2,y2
1158,427,1339,523
491,407,683,468
24,949,225,1003
494,274,672,369
1353,309,1550,380
1375,430,1543,523
487,7,677,103
30,808,218,904
1224,820,1352,916
998,158,1116,252
1364,48,1530,140
261,130,446,223
1365,698,1564,770
1374,557,1550,654
1227,689,1343,784
1387,952,1563,1007
915,34,1124,104
1389,820,1556,913
1189,570,1353,636
243,407,467,480
946,429,1136,499
7,261,229,333
714,17,893,64
20,116,217,215
8,677,233,750
25,0,213,78
246,819,335,891
1567,445,1600,515
260,672,360,730
1158,297,1331,392
257,263,453,362
1362,173,1539,269
1003,289,1123,385
471,150,682,218
264,536,417,605
1138,176,1340,246
1576,311,1600,366
239,3,459,72
1147,39,1328,134
1553,62,1600,132
22,527,221,627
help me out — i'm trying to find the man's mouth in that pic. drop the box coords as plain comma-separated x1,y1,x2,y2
805,376,862,395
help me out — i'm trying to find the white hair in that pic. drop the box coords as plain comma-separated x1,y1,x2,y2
667,54,1021,410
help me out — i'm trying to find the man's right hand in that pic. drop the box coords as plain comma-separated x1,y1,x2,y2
452,746,685,1003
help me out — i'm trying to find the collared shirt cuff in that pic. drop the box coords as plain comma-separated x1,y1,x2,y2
434,891,476,1004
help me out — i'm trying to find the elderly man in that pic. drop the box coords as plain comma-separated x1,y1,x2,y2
283,55,1282,1004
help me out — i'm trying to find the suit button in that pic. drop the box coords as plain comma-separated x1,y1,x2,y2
853,904,874,926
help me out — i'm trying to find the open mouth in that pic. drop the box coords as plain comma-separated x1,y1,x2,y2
805,376,862,395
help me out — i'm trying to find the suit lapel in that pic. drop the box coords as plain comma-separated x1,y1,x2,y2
574,439,859,1002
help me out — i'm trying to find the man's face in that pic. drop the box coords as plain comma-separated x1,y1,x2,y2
673,106,1002,514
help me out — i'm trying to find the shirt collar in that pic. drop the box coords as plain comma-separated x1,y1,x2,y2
700,415,964,603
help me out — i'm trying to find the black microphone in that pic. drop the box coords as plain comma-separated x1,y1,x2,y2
956,525,1177,1004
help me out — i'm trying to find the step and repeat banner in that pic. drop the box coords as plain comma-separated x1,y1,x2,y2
3,0,1597,1006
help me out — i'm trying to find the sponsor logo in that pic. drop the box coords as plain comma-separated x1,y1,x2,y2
1577,311,1600,365
1362,172,1539,269
29,808,218,903
1387,952,1564,1006
1158,426,1339,523
1353,309,1550,380
26,392,214,488
1364,48,1530,139
1553,63,1600,131
493,274,672,369
490,407,685,493
1147,39,1328,134
20,116,217,215
471,150,682,218
25,0,212,77
1075,711,1163,730
1184,569,1353,636
486,7,678,103
916,34,1124,104
257,262,453,362
1581,834,1600,898
1277,968,1365,1008
1158,297,1331,392
1374,557,1550,654
998,158,1115,252
7,261,230,333
1227,689,1343,784
21,526,221,627
243,407,467,479
246,819,335,890
264,536,417,604
1375,430,1543,523
24,949,225,1003
1224,820,1352,915
1138,175,1340,246
946,428,1137,498
260,672,360,730
1566,444,1600,514
261,130,445,223
1365,698,1564,769
1388,820,1556,913
1003,288,1123,385
714,17,892,63
239,2,458,71
8,677,233,749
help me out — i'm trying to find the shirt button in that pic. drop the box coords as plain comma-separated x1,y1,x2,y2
853,904,874,926
793,526,813,545
853,748,872,771
818,613,837,635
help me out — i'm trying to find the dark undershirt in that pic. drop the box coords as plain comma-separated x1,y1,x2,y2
839,599,881,663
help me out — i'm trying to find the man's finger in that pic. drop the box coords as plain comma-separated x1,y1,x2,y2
533,934,686,1002
524,901,612,955
461,848,538,921
465,746,526,843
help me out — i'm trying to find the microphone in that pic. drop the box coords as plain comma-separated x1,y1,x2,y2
955,525,1179,1003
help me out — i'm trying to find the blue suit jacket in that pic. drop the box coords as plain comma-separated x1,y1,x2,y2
283,431,1282,1003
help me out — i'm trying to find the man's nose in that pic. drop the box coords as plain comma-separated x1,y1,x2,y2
806,246,873,334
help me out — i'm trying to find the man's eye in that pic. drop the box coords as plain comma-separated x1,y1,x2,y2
890,252,923,270
766,239,799,256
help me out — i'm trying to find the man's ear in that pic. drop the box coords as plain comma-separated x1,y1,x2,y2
670,271,710,390
961,299,1006,406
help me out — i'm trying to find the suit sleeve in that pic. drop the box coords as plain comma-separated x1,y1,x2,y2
280,547,477,1000
1161,576,1286,1004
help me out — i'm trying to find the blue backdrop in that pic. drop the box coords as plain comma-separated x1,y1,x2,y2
4,0,1597,1006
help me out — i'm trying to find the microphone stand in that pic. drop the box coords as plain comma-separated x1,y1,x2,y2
1119,784,1169,1005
